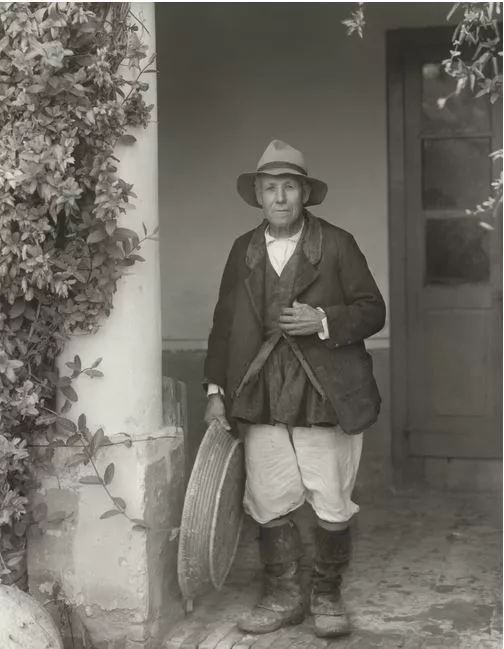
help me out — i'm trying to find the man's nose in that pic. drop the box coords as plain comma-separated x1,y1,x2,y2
275,187,286,203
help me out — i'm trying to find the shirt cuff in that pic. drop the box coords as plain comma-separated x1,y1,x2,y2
316,308,330,340
207,383,225,398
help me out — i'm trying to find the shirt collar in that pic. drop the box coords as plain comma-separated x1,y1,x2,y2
264,220,304,246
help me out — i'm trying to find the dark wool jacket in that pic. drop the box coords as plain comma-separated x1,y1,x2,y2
204,211,386,434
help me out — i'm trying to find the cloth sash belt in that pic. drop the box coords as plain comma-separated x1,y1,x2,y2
234,331,326,401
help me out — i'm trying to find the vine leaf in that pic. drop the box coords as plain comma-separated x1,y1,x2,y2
113,497,126,511
100,509,121,520
87,228,107,244
78,413,87,433
90,428,105,456
61,399,72,414
9,299,26,319
59,418,77,434
104,463,115,485
61,385,78,402
119,134,137,145
85,369,104,378
91,357,103,369
66,355,82,377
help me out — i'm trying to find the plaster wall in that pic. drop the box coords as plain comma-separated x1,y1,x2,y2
156,3,450,485
28,6,186,647
157,2,450,349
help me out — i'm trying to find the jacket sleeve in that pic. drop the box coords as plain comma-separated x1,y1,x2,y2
203,240,239,391
324,233,386,346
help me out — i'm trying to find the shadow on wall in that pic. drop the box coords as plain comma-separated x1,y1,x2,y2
162,347,392,487
162,349,208,478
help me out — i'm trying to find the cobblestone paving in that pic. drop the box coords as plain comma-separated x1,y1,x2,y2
165,488,502,649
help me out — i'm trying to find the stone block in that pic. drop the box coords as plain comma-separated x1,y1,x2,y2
28,378,187,648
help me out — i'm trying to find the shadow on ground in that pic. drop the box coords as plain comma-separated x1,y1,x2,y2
165,487,503,649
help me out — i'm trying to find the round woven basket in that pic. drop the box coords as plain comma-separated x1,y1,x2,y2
177,421,245,601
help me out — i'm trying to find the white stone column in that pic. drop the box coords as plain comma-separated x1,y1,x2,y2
28,5,185,647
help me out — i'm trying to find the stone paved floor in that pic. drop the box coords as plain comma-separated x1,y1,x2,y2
165,488,503,649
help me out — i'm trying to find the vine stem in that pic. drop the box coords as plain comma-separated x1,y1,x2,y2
27,300,42,340
128,9,150,35
0,550,8,574
121,52,156,106
76,429,132,523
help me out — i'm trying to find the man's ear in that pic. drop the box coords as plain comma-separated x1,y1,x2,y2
302,181,311,205
254,177,264,207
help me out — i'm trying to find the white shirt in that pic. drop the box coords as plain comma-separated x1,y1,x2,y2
207,225,329,397
264,223,304,275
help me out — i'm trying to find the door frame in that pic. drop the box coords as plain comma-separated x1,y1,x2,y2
386,26,502,480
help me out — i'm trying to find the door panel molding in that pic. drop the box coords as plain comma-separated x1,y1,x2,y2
409,430,501,459
387,27,502,479
387,30,409,473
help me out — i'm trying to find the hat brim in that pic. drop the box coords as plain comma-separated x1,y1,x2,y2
237,169,328,208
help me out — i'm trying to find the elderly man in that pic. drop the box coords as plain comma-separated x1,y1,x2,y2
203,140,385,637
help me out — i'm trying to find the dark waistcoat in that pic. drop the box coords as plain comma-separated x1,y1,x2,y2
230,238,339,428
263,242,301,339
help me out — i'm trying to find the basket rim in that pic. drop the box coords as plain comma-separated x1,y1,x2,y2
177,421,243,600
209,437,244,589
177,422,219,598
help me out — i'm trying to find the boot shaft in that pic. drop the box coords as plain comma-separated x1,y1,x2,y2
258,521,304,604
259,520,304,566
312,525,351,594
314,525,351,567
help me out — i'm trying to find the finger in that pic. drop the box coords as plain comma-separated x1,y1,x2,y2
281,308,297,315
280,320,317,332
217,416,231,431
279,323,310,333
292,300,303,307
282,329,311,337
280,316,312,325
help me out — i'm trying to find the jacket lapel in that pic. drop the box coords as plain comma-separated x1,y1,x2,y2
244,221,267,325
291,253,320,300
244,211,323,321
291,211,322,299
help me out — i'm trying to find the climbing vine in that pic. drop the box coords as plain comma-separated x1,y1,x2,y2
0,1,154,581
343,2,503,220
441,2,502,219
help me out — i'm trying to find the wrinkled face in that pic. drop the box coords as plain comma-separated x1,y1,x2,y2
255,174,309,232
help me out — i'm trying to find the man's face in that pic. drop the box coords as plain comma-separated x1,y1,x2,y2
255,174,309,231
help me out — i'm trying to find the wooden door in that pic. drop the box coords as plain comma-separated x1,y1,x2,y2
388,28,502,462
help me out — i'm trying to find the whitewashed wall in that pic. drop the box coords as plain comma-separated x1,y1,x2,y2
156,2,449,350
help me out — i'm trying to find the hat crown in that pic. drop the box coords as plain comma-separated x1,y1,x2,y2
256,140,307,175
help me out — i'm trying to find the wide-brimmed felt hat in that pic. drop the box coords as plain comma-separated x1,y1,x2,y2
237,139,328,208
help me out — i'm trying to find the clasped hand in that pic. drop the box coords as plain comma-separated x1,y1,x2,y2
278,300,324,336
204,394,231,431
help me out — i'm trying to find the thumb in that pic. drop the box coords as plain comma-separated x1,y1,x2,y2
293,300,302,307
218,416,231,431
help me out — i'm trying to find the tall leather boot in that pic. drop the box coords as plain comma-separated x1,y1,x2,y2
310,525,352,638
238,520,305,633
